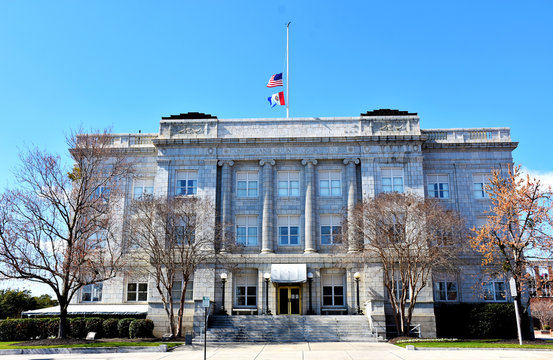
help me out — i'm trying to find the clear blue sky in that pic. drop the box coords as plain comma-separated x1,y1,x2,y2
0,1,552,294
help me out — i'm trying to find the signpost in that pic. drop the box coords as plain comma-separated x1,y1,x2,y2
510,277,523,346
203,296,210,360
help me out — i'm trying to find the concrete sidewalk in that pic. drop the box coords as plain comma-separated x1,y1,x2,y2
1,342,552,360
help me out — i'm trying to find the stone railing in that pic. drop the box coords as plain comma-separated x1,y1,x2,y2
423,128,511,143
109,134,157,147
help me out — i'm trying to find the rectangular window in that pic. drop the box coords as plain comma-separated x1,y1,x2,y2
127,282,148,302
483,281,506,301
434,281,458,301
89,229,107,249
473,174,489,199
427,175,449,199
174,216,196,245
322,273,344,307
81,283,103,302
171,280,194,301
236,171,258,197
319,170,342,196
278,215,300,245
133,178,154,199
92,186,110,202
236,215,258,246
278,171,300,197
382,168,404,193
320,215,342,245
176,171,198,196
392,278,411,301
235,272,257,307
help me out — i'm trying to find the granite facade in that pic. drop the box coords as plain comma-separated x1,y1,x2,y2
71,112,517,338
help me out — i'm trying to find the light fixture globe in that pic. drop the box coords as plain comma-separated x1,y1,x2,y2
354,272,361,280
220,272,228,280
263,272,271,280
307,272,314,279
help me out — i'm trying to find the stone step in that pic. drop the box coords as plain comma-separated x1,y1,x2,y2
201,315,379,343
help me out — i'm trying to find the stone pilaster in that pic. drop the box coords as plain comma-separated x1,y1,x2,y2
260,159,275,254
154,158,171,198
218,160,234,253
344,158,360,252
302,159,318,253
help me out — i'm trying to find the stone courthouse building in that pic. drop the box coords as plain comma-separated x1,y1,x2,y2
29,109,517,338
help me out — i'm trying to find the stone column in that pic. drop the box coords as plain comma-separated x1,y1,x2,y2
344,158,360,252
302,159,318,253
260,159,275,254
218,160,234,253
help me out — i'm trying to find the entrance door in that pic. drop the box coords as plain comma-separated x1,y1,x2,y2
278,286,302,315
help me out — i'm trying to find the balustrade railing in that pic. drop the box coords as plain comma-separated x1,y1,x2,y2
424,128,510,143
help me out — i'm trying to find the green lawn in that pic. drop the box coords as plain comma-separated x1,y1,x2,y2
0,341,183,349
395,339,553,349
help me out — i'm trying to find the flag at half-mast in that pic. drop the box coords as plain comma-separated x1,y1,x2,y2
268,91,285,107
266,73,283,87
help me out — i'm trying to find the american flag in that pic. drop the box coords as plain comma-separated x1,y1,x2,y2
266,73,283,88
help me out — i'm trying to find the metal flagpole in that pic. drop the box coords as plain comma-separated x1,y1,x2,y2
286,22,290,118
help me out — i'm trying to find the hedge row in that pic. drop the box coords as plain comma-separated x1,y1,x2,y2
434,303,531,339
0,317,154,340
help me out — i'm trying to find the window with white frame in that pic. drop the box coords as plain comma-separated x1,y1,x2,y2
133,178,154,199
236,215,258,246
391,278,410,301
127,282,148,301
89,229,107,249
482,281,506,301
92,186,110,202
174,217,196,245
473,174,489,199
176,171,198,196
382,168,404,193
319,170,342,196
278,171,300,197
434,281,458,301
81,283,103,302
278,215,300,245
171,280,194,301
427,174,449,199
322,272,345,307
236,171,258,197
320,215,342,245
235,272,257,307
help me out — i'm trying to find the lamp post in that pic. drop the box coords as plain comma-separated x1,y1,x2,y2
220,273,227,314
354,272,362,315
264,272,271,315
307,272,314,315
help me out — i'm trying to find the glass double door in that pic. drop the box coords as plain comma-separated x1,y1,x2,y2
278,286,301,315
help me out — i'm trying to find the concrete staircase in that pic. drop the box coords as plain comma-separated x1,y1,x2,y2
201,315,382,342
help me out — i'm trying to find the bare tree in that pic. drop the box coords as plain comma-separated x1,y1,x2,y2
531,299,553,330
348,192,465,336
0,130,132,338
128,195,218,337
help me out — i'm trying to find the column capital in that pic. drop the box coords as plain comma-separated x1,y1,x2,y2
343,158,360,165
218,160,235,167
301,159,318,166
259,159,275,166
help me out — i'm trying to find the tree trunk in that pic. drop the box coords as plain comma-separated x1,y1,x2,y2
58,301,68,339
176,280,188,337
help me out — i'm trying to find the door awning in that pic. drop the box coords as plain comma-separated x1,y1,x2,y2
270,264,307,283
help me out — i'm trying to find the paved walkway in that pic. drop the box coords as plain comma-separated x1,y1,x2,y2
1,342,552,360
